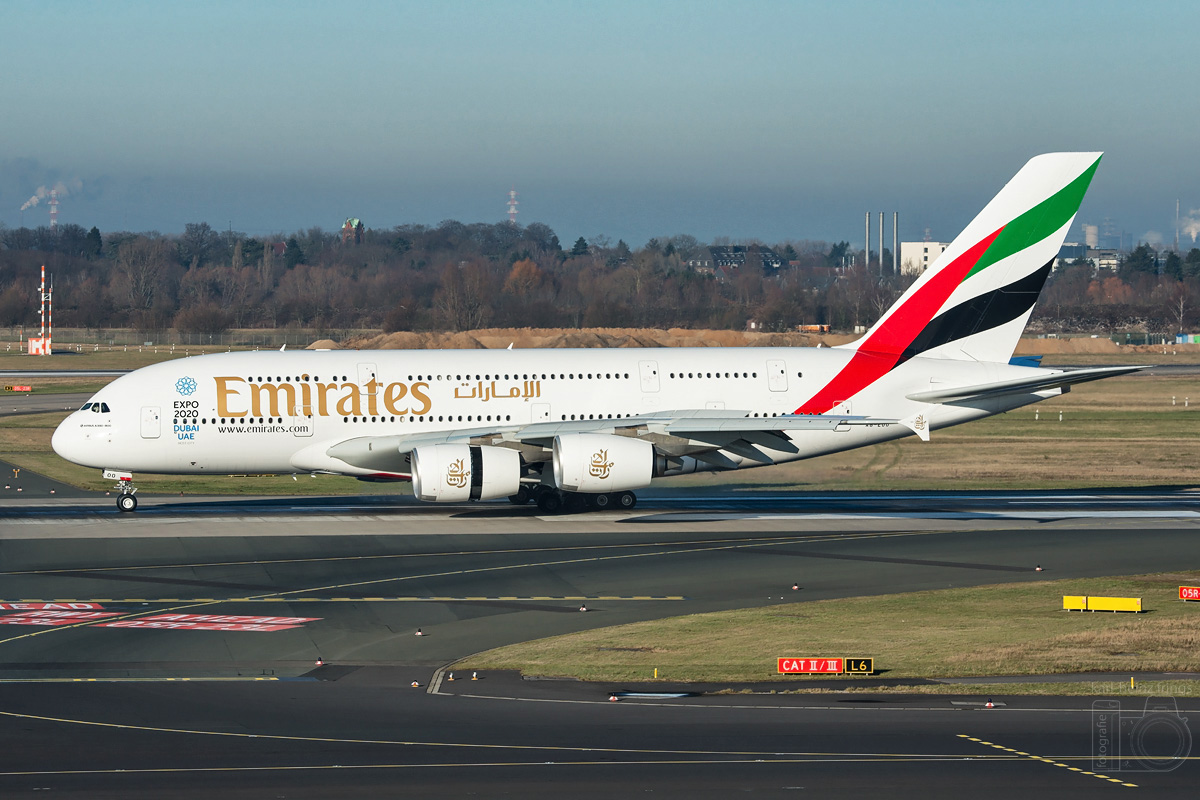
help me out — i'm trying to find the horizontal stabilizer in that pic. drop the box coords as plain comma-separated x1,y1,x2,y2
905,365,1147,404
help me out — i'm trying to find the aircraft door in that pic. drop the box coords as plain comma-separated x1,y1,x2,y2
140,406,160,439
292,401,314,437
766,359,788,392
358,363,379,394
639,360,660,393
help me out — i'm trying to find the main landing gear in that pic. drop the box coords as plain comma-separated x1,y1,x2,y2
508,486,637,514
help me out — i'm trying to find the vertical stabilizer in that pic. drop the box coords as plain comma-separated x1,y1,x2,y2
797,153,1101,415
846,152,1101,363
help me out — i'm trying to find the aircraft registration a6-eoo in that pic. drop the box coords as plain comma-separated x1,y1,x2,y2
53,152,1143,513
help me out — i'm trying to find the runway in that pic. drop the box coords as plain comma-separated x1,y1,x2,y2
1,490,1199,796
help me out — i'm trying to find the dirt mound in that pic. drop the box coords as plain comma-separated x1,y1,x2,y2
1014,337,1121,355
306,339,342,350
339,327,856,350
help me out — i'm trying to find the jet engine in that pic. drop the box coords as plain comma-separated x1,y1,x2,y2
552,434,653,493
411,444,521,502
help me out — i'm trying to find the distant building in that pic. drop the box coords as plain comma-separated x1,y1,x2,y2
1055,242,1087,270
899,241,949,276
691,245,785,272
1087,248,1120,273
342,218,364,245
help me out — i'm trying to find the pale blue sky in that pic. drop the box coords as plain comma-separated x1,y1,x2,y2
1,0,1196,247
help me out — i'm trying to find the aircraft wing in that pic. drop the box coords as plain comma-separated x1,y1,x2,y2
294,410,897,475
904,365,1147,404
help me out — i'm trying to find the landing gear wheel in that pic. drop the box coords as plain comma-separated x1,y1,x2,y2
536,491,563,514
592,492,612,510
508,485,532,505
614,491,637,510
117,493,138,512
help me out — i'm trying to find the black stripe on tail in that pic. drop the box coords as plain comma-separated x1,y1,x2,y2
899,258,1053,365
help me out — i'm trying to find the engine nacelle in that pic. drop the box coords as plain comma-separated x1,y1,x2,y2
411,444,521,502
553,434,653,493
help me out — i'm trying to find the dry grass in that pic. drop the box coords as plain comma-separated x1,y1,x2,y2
663,373,1200,491
458,573,1200,683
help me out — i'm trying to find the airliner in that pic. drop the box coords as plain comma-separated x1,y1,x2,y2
52,152,1141,512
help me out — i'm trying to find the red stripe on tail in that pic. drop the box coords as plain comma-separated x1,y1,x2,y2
795,226,1003,414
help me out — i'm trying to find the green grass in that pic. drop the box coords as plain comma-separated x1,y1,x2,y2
726,681,1200,697
457,573,1200,685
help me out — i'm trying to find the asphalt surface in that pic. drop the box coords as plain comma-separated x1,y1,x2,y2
1,491,1200,795
0,391,90,417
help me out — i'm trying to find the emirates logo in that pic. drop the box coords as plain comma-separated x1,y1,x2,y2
912,414,927,431
588,449,614,479
445,458,470,488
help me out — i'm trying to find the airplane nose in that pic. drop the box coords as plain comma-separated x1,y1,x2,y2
51,417,82,464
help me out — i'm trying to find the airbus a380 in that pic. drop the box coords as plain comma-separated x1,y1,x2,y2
52,152,1142,513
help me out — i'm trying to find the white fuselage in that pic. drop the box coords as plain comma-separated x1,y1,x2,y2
51,346,1056,481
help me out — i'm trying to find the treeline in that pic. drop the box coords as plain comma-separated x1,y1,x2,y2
0,221,1198,336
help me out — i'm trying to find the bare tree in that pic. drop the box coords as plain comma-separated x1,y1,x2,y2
114,238,172,310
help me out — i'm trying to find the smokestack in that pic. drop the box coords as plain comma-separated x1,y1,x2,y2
865,212,870,268
893,211,898,275
49,190,59,231
879,212,884,275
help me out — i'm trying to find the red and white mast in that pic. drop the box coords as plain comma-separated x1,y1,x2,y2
506,187,519,224
29,266,52,355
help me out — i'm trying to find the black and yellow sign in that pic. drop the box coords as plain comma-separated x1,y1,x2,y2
844,658,874,674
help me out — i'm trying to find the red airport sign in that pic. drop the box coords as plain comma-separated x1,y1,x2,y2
3,386,32,392
1180,586,1200,601
777,657,874,675
778,658,844,674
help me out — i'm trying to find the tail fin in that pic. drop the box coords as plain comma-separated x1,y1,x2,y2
846,152,1101,363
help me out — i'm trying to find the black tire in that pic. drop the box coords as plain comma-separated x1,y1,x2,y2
508,486,531,505
536,491,563,514
117,494,138,512
614,491,636,509
592,492,612,509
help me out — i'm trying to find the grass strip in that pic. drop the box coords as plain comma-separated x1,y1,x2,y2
457,572,1200,685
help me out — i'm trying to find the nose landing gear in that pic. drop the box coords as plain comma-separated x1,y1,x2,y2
117,490,138,512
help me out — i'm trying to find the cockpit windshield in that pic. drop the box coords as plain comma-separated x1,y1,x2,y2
86,402,111,413
80,402,93,411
